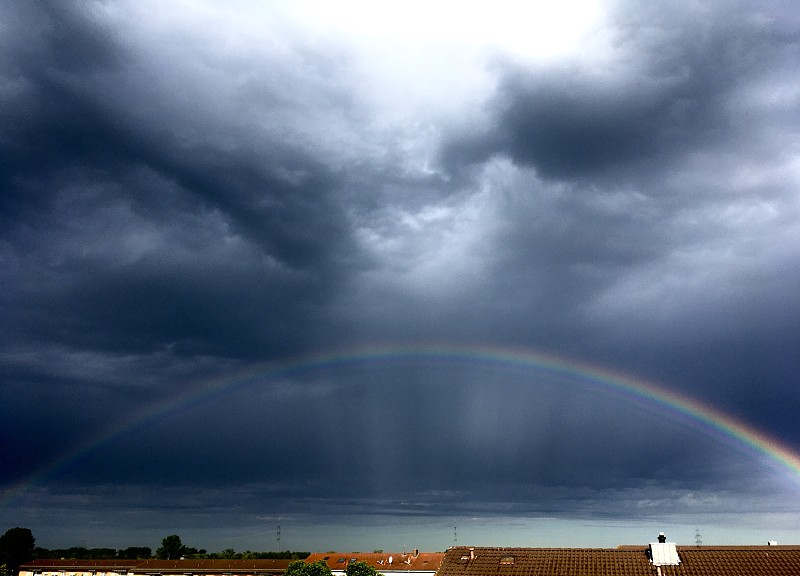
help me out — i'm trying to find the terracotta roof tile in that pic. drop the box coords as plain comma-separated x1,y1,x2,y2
304,552,444,571
21,545,800,576
20,559,293,575
131,559,294,573
22,560,141,570
439,545,800,576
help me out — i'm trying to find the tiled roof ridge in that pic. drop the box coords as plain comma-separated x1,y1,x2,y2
22,560,142,567
21,559,295,570
303,551,444,568
445,545,800,550
447,546,642,551
679,545,800,550
440,545,800,576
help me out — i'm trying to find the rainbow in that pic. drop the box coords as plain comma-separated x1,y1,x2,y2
3,343,800,508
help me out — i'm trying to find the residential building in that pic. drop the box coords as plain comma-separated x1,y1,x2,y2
437,541,800,576
19,559,293,576
19,559,141,576
304,551,443,576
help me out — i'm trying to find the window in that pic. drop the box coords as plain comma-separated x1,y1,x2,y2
337,559,346,564
500,556,514,565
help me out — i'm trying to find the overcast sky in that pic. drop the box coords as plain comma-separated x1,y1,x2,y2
3,0,800,553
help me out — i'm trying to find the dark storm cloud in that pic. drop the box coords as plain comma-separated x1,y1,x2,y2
36,362,767,500
433,0,800,396
0,0,365,509
444,0,800,181
1,1,359,363
3,0,800,550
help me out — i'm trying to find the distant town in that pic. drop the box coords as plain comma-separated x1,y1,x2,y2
3,527,800,576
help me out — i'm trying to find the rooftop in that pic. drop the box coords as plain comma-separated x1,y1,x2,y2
130,559,295,573
304,552,444,571
22,560,142,570
20,559,294,575
438,545,800,576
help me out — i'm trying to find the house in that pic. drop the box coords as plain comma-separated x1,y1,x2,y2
303,551,444,576
129,559,294,576
18,559,141,576
18,559,293,576
437,540,800,576
19,538,800,576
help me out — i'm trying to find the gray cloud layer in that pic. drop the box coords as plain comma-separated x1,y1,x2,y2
2,0,800,550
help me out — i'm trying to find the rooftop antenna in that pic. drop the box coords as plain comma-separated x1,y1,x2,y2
454,526,457,544
277,524,281,549
695,529,702,547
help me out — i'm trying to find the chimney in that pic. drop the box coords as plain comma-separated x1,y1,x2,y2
658,532,667,543
469,548,475,561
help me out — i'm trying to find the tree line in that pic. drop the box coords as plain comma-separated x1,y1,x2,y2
1,529,308,576
152,534,308,561
2,528,379,576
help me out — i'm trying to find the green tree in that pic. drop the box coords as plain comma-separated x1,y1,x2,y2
180,548,200,559
0,528,35,575
87,548,117,560
306,561,333,576
156,535,186,560
345,561,378,576
65,548,89,559
284,560,331,576
284,560,306,576
118,547,152,559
